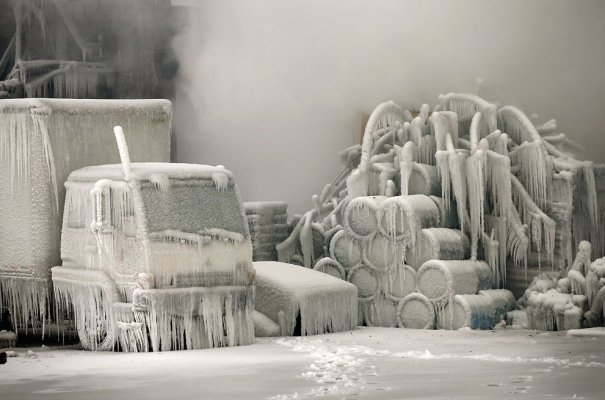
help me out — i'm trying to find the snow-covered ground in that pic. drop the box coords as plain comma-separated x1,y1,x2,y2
2,327,604,400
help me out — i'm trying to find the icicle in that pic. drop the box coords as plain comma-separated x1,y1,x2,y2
397,141,416,196
510,175,556,267
436,150,451,209
133,286,254,351
482,230,501,287
147,173,170,192
506,204,529,268
582,162,599,237
299,213,315,269
466,149,485,261
510,140,551,208
410,116,423,149
469,112,482,151
0,278,49,335
486,150,511,220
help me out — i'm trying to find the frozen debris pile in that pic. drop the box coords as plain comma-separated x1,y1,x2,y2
277,93,604,331
244,201,289,261
0,100,171,334
52,154,256,351
520,241,605,331
254,261,358,336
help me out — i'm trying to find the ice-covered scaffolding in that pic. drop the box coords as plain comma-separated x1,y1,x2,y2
0,99,171,333
277,93,604,331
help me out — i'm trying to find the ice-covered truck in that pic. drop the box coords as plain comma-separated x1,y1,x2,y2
52,127,256,351
0,99,171,331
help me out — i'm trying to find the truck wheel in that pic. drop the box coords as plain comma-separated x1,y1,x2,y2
77,319,115,351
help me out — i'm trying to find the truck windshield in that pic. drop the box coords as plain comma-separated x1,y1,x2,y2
139,180,247,237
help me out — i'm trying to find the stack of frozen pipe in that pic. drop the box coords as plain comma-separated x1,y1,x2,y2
436,289,516,330
417,260,493,306
244,201,289,261
406,228,470,269
340,195,440,327
0,99,172,331
376,195,441,247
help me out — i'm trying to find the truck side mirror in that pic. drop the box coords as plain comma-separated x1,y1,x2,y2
90,179,124,234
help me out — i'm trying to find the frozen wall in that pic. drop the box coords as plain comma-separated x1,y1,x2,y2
172,0,605,214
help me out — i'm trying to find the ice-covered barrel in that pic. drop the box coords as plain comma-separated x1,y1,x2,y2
347,264,379,300
0,99,172,329
365,233,404,271
397,293,435,329
344,196,386,240
385,264,417,300
364,294,398,327
376,195,440,243
437,294,495,330
407,228,470,269
313,257,346,280
329,229,362,270
408,164,440,196
416,260,492,304
478,289,516,323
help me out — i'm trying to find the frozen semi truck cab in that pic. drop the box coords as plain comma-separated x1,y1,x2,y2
51,128,255,352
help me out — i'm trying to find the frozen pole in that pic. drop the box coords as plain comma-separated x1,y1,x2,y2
113,125,132,179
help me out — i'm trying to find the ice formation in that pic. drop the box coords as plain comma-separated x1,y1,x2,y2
0,100,171,334
519,240,605,330
277,92,604,331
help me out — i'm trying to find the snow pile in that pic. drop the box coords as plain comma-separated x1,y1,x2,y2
273,337,390,399
277,92,604,332
1,100,171,332
519,242,605,331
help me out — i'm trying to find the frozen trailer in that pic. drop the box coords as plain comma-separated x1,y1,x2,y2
0,99,171,331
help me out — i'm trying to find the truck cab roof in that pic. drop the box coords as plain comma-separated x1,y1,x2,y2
68,162,233,183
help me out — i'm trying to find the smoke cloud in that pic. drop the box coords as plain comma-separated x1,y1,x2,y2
172,0,605,214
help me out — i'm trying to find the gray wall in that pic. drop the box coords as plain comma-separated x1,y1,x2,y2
172,0,605,214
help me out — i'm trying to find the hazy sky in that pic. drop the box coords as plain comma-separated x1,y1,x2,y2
172,0,605,214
